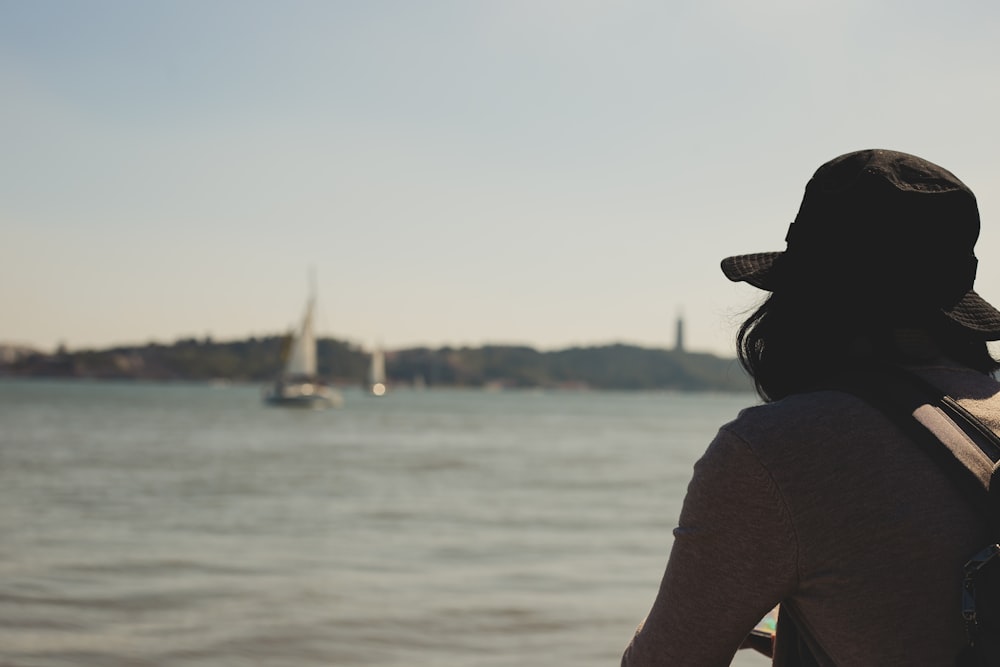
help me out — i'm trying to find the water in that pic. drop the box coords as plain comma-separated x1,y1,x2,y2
0,379,766,666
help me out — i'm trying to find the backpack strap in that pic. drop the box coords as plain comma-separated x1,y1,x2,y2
827,366,1000,537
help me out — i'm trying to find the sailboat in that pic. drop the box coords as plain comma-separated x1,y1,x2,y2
264,290,343,409
368,345,387,397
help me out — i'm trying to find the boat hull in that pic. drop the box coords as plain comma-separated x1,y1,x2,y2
264,382,343,409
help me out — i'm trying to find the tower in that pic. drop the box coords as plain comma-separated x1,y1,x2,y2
675,314,685,352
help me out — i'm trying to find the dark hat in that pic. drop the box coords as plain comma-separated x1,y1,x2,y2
721,149,1000,339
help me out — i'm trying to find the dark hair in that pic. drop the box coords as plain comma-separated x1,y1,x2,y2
736,287,1000,402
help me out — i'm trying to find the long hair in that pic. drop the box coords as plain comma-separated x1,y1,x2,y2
736,288,1000,403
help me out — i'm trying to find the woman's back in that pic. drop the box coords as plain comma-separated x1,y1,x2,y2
622,362,1000,665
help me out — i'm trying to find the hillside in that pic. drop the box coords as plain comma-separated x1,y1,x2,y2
1,337,752,392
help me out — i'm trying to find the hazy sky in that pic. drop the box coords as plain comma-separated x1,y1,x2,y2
4,1,1000,357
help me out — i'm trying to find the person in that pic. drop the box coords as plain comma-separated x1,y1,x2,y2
621,149,1000,666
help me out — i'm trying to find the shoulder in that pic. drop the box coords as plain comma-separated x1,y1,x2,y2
721,390,876,447
716,364,1000,471
710,388,914,489
687,391,876,506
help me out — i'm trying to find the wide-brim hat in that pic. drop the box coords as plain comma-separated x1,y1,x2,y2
721,149,1000,339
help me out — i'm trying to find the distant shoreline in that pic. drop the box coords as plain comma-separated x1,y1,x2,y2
0,337,751,393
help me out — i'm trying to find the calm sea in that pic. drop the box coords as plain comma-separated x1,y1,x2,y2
0,379,766,667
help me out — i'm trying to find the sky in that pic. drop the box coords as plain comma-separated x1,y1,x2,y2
4,0,1000,357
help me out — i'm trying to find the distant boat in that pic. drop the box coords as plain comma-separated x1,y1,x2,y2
264,289,343,409
368,345,387,397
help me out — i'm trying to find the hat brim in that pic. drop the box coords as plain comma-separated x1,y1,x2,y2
942,290,1000,339
720,252,783,291
721,253,1000,340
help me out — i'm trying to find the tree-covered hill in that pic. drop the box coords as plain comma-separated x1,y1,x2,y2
2,337,752,392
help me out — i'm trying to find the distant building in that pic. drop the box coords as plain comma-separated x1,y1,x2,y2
675,315,685,352
0,344,39,364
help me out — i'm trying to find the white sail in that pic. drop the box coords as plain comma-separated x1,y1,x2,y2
368,345,387,396
284,297,317,377
368,346,386,385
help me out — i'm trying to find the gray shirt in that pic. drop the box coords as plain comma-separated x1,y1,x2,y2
621,362,1000,666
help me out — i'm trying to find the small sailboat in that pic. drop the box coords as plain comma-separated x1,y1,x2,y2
368,345,387,397
264,289,343,409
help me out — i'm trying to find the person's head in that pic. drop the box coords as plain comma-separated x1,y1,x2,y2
722,149,1000,401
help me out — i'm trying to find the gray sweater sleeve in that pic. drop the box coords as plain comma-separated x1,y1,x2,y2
622,427,798,666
